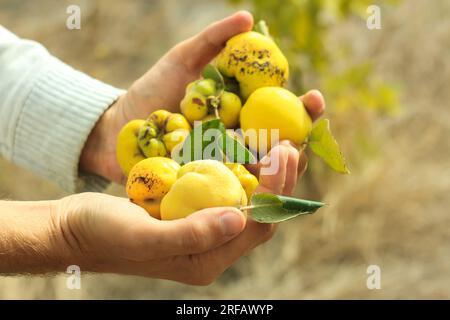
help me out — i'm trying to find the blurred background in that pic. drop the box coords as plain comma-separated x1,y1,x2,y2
0,0,449,299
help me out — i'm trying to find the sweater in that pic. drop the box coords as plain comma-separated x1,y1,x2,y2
0,25,125,192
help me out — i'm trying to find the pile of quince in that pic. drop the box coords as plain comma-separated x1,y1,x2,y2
116,21,347,221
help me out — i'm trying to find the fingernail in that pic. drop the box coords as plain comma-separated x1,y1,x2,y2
219,210,244,236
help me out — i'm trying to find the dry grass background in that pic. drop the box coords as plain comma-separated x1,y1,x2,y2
0,0,449,299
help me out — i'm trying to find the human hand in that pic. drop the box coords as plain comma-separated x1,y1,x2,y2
53,192,277,285
70,90,323,285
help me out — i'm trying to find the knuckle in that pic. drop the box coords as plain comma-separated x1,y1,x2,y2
183,223,208,253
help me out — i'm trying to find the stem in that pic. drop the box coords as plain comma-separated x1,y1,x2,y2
239,203,282,211
254,20,271,38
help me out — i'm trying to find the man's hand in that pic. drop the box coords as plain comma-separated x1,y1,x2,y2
1,88,324,282
52,192,274,285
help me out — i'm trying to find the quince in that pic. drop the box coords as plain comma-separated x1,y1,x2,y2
160,160,247,220
216,31,289,100
126,157,180,219
138,110,191,157
180,79,242,129
116,119,146,176
225,163,259,200
116,110,190,176
240,87,312,152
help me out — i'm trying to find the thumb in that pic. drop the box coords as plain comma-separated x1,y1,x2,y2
156,207,246,256
170,11,253,72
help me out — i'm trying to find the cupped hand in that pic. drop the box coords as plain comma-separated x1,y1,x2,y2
54,192,274,285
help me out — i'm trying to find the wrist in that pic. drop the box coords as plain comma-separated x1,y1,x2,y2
0,200,72,274
79,96,124,180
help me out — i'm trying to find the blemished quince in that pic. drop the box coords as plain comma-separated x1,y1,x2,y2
218,91,242,128
116,110,190,176
225,163,259,200
240,87,312,152
180,79,242,129
216,31,289,100
116,119,147,176
126,157,180,219
160,160,247,220
138,110,191,157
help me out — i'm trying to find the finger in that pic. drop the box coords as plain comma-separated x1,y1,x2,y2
132,207,246,259
300,89,325,121
245,162,260,177
180,219,277,284
298,150,308,177
279,141,300,196
171,11,253,72
257,144,289,195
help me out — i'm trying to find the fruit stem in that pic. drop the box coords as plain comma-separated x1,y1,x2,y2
254,20,271,38
214,107,220,119
239,203,281,211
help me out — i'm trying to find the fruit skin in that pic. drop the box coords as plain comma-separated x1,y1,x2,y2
138,110,191,158
162,129,189,153
218,91,242,128
126,157,180,219
181,79,242,129
216,31,289,100
180,81,210,124
240,87,312,152
225,163,259,200
116,119,146,176
160,160,247,220
194,78,216,96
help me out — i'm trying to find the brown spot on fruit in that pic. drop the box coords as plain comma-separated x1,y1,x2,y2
192,98,205,106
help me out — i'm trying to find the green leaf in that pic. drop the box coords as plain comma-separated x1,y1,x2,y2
173,119,225,164
309,119,350,174
174,119,255,165
202,64,225,95
220,132,256,164
223,76,240,95
245,193,324,223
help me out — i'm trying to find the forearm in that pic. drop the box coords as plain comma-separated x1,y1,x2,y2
0,26,124,192
0,200,69,274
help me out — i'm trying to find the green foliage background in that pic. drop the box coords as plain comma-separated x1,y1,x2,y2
231,0,400,112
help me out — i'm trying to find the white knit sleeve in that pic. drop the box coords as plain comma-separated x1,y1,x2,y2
0,26,125,192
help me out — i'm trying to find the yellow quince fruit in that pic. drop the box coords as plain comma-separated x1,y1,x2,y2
160,160,247,220
216,31,289,100
138,110,191,157
225,163,259,200
180,79,242,129
126,157,180,219
240,87,312,152
116,119,147,176
116,110,190,176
